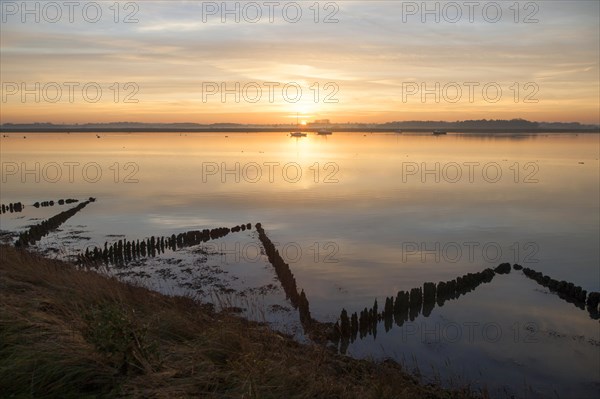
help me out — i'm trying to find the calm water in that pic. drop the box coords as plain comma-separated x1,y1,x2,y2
1,132,599,398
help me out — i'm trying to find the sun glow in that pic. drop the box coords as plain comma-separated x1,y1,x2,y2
0,2,598,124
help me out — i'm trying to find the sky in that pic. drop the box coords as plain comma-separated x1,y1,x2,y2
0,0,599,124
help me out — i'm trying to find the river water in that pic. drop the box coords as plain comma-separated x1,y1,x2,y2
1,132,598,398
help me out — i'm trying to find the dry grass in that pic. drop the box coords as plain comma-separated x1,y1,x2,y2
0,244,478,398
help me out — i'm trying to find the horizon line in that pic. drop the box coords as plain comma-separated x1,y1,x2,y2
2,119,599,127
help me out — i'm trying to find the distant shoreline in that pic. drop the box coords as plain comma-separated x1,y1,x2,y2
1,128,598,134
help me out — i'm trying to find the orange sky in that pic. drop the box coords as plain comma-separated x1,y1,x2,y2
1,1,599,124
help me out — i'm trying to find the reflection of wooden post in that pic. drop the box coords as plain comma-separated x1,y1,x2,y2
16,200,92,247
522,267,591,312
394,291,409,327
422,282,436,317
383,296,394,332
255,223,315,332
299,290,312,328
340,309,350,338
587,292,600,319
339,335,350,355
351,312,358,341
359,308,368,338
408,288,422,321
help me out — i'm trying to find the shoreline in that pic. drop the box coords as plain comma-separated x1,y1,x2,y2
1,128,598,134
0,244,478,398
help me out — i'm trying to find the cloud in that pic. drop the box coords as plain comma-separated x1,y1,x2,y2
1,1,598,123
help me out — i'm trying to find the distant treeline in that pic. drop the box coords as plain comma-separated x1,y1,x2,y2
381,119,599,131
1,119,597,133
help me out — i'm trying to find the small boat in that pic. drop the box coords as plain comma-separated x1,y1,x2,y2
316,129,332,135
395,129,403,134
290,112,306,137
433,130,447,135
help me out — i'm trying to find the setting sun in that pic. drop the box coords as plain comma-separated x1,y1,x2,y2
0,2,598,398
1,0,599,125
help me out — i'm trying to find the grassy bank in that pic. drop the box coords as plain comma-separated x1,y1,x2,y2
0,245,477,398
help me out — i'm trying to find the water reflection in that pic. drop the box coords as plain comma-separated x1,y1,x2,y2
334,266,497,351
256,223,312,329
333,261,600,354
1,202,23,213
522,267,600,319
81,223,251,266
1,132,598,397
16,198,94,246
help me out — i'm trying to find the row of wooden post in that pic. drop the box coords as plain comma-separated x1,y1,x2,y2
522,267,599,319
80,223,253,265
1,202,23,214
1,198,81,214
255,223,312,328
15,198,95,246
333,266,499,347
33,198,79,208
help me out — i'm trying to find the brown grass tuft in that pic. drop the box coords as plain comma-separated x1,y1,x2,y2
0,244,478,398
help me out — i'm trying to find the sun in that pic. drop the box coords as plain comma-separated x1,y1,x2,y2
300,120,307,126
